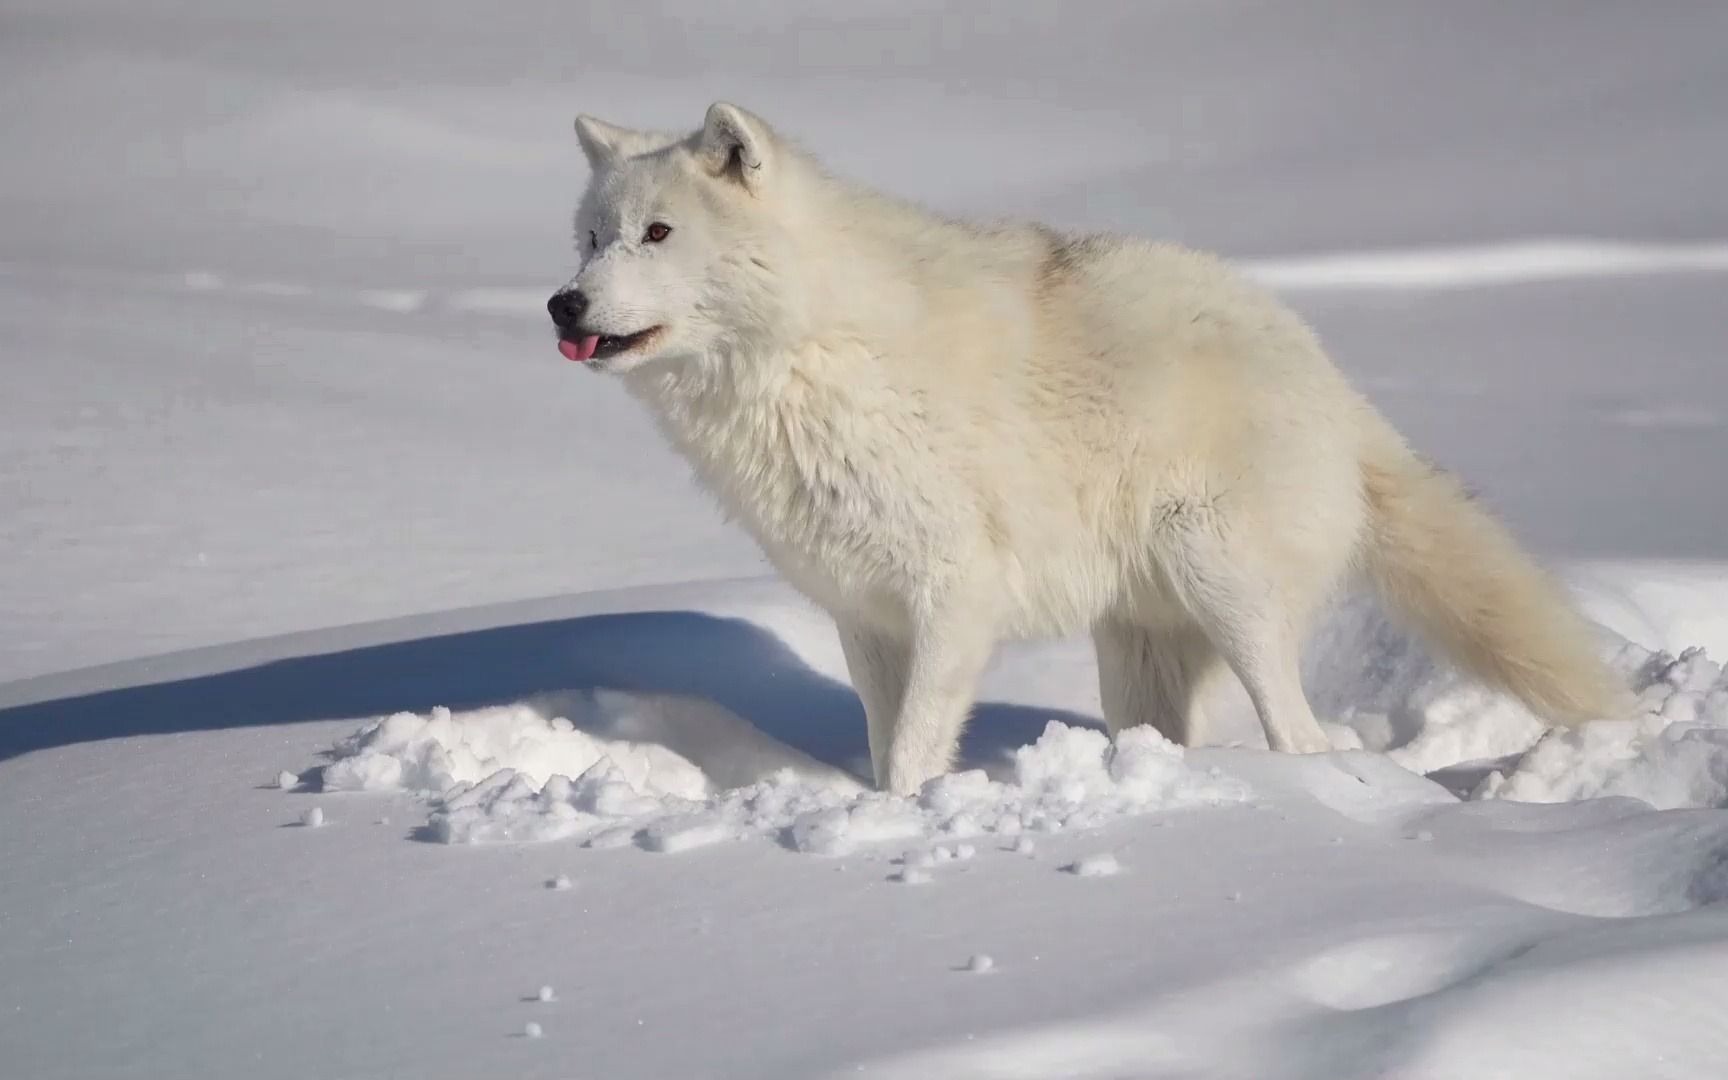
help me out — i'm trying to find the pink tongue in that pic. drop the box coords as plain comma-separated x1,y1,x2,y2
558,335,600,363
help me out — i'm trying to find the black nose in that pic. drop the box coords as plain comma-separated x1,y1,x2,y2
547,290,587,329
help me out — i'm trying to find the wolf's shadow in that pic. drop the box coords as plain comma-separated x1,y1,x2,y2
0,611,1097,777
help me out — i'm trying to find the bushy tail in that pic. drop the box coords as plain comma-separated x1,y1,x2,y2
1359,425,1624,724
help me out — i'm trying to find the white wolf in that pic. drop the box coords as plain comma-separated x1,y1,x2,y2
548,102,1622,795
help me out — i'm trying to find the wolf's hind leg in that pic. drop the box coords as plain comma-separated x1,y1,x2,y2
1161,531,1332,754
1093,619,1220,745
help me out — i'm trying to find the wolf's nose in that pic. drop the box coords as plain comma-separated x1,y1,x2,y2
547,290,587,328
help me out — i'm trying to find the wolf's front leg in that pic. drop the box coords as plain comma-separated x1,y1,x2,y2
879,605,998,795
836,620,912,788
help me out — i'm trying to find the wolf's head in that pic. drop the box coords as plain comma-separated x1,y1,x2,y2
548,102,801,375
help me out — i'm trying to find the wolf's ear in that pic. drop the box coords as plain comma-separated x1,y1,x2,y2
697,102,771,192
574,114,631,169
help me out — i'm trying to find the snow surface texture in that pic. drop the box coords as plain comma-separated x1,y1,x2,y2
1374,635,1728,807
324,694,1250,853
1480,645,1728,807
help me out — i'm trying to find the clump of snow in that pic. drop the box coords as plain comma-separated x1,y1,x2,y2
1372,633,1728,810
963,954,995,974
1013,837,1036,856
300,807,324,828
276,770,299,791
1063,853,1122,878
522,1022,542,1040
1385,679,1549,778
1477,645,1728,808
320,699,1249,855
891,868,932,886
323,697,711,801
546,875,572,892
535,985,555,1003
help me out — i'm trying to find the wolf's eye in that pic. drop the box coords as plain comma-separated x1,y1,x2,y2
588,230,597,251
643,222,672,244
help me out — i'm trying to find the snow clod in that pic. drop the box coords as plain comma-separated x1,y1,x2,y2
321,708,1250,854
300,806,324,828
1063,853,1120,877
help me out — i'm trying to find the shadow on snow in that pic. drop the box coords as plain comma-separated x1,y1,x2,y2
0,610,1096,777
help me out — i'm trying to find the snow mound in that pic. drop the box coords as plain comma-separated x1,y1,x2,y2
325,697,711,803
323,689,851,800
1379,633,1728,810
320,695,1249,854
1478,645,1728,808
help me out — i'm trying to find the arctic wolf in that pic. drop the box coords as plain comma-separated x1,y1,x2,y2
548,102,1622,795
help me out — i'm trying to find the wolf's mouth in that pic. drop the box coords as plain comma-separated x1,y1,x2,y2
557,327,661,364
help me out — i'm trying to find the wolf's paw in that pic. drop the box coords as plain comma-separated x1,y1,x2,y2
1277,729,1335,755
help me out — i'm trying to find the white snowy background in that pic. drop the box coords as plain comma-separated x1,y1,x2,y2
3,3,1727,1078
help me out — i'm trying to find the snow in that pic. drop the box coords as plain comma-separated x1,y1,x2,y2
1574,561,1728,660
4,2,1728,1079
1374,633,1728,808
1246,238,1728,292
1479,646,1728,808
324,690,852,804
321,696,1245,853
1063,854,1124,879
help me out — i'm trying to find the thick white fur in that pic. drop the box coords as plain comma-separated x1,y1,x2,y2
559,103,1624,794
